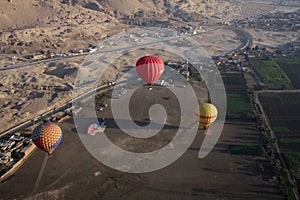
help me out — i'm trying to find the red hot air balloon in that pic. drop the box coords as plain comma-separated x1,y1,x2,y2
31,122,62,155
135,56,164,85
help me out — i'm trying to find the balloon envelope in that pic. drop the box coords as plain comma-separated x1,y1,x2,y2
32,122,62,155
87,122,106,136
135,56,164,85
195,103,218,129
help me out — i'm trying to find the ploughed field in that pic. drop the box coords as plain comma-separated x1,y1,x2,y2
259,93,300,146
222,72,252,114
274,57,300,89
259,92,300,189
222,72,248,91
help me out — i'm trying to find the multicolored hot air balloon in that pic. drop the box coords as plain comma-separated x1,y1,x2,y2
135,56,164,85
32,122,62,155
195,103,218,129
87,121,106,136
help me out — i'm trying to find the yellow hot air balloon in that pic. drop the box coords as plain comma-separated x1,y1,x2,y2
195,103,218,129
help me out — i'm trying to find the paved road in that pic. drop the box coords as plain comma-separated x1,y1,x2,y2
0,53,88,71
0,83,114,138
167,17,254,54
0,0,285,73
0,24,253,72
225,26,253,53
250,0,283,21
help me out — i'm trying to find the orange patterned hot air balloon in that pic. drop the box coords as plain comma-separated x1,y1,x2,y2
32,122,62,155
195,103,218,129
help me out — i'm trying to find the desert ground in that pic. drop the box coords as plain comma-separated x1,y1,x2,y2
0,86,281,200
0,31,239,134
0,0,298,133
0,0,299,199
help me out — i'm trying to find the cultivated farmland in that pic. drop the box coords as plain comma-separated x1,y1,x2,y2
222,72,252,114
275,57,300,89
259,92,300,190
250,58,293,90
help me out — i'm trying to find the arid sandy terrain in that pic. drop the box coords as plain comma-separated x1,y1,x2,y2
0,87,281,200
0,0,299,199
0,39,236,133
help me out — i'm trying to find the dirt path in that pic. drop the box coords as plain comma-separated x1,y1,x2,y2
256,89,300,93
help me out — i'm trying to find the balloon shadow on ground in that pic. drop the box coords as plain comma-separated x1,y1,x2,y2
72,117,179,135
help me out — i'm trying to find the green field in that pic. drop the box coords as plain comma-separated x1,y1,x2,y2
227,92,252,113
250,58,293,89
228,145,261,156
273,126,290,133
274,57,300,65
279,138,300,144
258,92,280,98
284,152,300,171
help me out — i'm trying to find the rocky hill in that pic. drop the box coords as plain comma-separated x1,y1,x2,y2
0,0,234,30
0,0,278,55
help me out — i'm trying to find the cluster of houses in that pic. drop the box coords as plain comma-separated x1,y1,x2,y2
0,102,82,179
0,132,32,177
213,52,250,72
22,45,98,62
2,82,69,92
235,10,300,32
166,60,190,80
